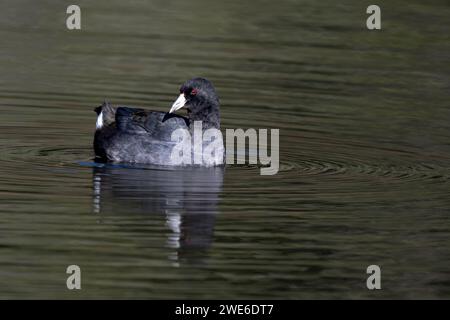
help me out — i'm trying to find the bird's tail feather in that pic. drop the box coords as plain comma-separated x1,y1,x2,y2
94,101,116,128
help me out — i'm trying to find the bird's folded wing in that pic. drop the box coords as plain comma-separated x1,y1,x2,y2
115,106,189,140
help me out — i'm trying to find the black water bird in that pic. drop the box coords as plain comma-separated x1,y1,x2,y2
93,78,223,165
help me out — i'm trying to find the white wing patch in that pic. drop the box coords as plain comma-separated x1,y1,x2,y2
96,111,103,129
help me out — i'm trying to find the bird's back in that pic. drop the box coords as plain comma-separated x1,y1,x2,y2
94,102,189,164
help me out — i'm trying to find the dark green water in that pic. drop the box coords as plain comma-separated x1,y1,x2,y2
0,0,449,298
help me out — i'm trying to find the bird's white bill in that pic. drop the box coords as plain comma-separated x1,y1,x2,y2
169,94,186,113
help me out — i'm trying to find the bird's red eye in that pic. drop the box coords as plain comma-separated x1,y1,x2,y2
191,88,198,96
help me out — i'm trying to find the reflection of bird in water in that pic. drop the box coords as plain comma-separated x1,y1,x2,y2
91,165,224,266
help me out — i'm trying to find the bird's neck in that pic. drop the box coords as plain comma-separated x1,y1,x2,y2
188,105,220,132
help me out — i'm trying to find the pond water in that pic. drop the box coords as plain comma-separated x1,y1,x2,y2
0,0,449,298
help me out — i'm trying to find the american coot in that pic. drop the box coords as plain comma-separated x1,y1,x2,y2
93,78,224,166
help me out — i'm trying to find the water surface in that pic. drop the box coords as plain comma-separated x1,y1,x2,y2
0,0,449,298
